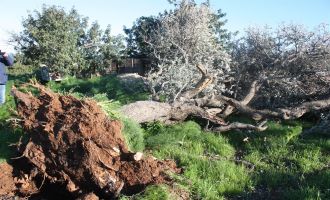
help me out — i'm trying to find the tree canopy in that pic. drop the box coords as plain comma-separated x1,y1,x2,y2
12,5,124,76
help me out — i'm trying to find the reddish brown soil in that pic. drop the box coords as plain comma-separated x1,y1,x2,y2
0,163,16,198
8,84,180,199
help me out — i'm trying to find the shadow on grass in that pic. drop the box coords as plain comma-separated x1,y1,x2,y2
8,73,35,84
235,168,330,199
221,116,330,199
0,125,23,163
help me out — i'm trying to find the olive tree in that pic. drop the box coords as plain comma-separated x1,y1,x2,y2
121,3,330,132
121,0,269,132
142,0,232,101
231,23,330,108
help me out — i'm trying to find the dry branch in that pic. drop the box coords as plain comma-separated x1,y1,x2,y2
220,80,261,118
212,120,268,132
180,64,214,100
219,95,330,120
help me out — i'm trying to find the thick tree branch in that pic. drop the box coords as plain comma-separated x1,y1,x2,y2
212,120,268,132
220,80,260,118
219,95,330,120
170,104,227,125
180,64,214,100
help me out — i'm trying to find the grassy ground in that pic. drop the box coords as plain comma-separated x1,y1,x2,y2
118,120,329,200
49,74,149,104
0,66,329,199
0,65,33,162
224,121,330,199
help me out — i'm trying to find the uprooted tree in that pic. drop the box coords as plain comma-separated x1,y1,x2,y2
231,23,330,109
121,0,330,132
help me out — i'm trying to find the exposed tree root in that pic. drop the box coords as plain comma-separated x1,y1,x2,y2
10,84,180,199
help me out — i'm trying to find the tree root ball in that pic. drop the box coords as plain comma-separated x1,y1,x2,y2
11,84,180,198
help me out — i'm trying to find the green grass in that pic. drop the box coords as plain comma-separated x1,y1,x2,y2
49,74,149,104
0,80,24,163
222,120,330,199
141,121,252,199
121,119,329,200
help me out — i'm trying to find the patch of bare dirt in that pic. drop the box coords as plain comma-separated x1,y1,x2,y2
8,84,180,199
0,163,16,198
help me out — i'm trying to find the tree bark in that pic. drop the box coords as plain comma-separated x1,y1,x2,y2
212,120,268,132
218,95,330,120
220,80,260,118
180,64,214,100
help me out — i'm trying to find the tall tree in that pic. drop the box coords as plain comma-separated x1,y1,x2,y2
81,24,125,76
12,5,125,77
12,5,88,75
83,22,103,75
124,16,160,57
100,25,125,70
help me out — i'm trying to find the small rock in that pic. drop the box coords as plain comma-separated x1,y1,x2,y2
133,152,144,161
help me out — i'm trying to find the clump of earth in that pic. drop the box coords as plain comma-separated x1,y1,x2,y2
1,84,180,199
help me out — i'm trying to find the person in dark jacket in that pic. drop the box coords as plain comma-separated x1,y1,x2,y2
0,50,14,104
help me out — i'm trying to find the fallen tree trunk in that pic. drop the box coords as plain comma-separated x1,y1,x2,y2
120,99,267,133
121,79,330,132
218,95,330,120
11,84,180,199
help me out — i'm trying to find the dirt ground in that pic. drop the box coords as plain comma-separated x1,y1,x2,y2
0,163,16,198
2,84,180,199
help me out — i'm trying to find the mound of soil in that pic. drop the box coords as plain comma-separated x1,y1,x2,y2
9,84,180,199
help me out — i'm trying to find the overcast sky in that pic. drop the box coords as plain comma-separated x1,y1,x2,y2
1,0,329,52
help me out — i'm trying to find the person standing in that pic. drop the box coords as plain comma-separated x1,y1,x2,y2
0,50,14,104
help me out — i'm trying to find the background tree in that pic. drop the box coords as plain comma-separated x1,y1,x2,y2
82,22,103,75
100,25,125,72
124,16,160,58
12,5,88,75
81,24,125,76
12,5,125,77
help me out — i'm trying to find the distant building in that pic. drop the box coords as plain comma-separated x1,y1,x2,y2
110,57,150,76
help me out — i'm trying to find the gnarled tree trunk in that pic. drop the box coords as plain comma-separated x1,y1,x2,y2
121,67,330,133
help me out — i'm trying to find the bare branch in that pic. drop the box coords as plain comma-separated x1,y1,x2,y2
180,64,214,100
213,120,268,132
219,95,330,120
220,80,260,118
